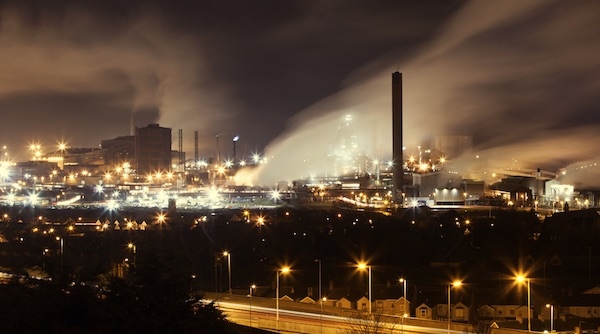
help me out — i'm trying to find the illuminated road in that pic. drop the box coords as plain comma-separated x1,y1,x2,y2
203,293,470,334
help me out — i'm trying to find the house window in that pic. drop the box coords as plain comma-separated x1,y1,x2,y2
498,310,503,315
455,308,464,318
420,309,427,317
361,303,367,310
510,309,514,315
391,303,395,308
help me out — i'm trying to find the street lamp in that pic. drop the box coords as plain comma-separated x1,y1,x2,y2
276,266,291,325
357,262,372,314
223,251,232,294
249,284,256,327
546,303,554,332
516,275,532,332
315,259,323,333
232,135,239,163
58,142,67,170
440,156,446,171
400,277,408,317
448,280,462,334
128,243,136,273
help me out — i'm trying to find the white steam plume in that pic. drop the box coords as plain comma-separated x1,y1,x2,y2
242,0,600,187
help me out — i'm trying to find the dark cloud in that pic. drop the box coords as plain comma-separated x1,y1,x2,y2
0,0,459,160
2,0,599,188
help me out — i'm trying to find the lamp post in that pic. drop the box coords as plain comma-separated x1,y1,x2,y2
232,135,239,163
400,277,408,317
358,262,372,314
249,284,256,327
316,259,323,333
223,251,231,294
276,266,291,325
58,142,67,170
127,243,136,274
516,275,531,332
546,303,554,332
448,280,462,334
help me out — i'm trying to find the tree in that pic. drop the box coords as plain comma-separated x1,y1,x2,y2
341,310,399,334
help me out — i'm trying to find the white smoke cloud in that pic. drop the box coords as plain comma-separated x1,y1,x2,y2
0,4,238,157
245,0,600,186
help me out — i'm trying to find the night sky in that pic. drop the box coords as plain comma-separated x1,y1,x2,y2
1,0,600,184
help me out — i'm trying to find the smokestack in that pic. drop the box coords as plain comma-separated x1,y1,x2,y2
232,135,239,163
392,72,403,204
178,129,183,166
194,131,199,162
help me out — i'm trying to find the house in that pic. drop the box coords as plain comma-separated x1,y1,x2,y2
434,301,470,323
279,294,294,302
514,305,532,322
416,303,433,320
561,294,600,319
356,296,370,312
324,287,362,310
453,301,470,322
374,297,411,316
299,296,316,304
322,296,352,309
478,304,533,321
335,297,353,309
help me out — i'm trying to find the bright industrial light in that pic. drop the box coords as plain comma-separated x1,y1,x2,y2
107,200,118,210
271,190,281,201
28,192,38,204
280,266,290,274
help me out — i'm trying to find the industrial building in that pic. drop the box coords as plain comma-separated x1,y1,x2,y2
135,124,172,175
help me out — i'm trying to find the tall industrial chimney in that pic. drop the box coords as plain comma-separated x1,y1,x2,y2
194,131,199,162
178,129,183,167
392,72,403,205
